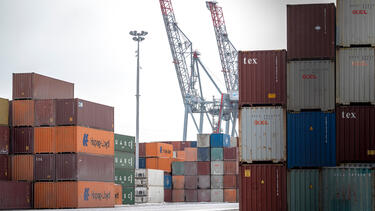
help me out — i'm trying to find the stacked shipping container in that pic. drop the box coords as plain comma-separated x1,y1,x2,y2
135,169,164,203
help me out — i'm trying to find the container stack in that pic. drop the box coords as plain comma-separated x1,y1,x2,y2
135,169,164,203
197,134,211,202
114,134,135,205
183,145,198,202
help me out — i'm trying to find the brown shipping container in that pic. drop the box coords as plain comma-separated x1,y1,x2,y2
223,175,237,189
184,175,198,190
224,189,237,203
13,72,74,100
55,98,114,132
34,154,55,181
114,184,122,205
287,4,336,60
224,161,239,175
184,147,197,161
172,189,185,202
34,127,56,153
240,164,287,211
198,189,211,202
172,175,184,189
139,143,146,157
0,155,10,180
146,157,171,172
170,141,182,151
12,154,34,181
0,126,9,154
145,142,173,158
12,127,34,154
56,153,114,181
56,181,114,208
239,50,286,106
12,99,56,127
164,189,172,202
184,161,197,176
336,106,375,163
56,126,114,155
223,147,238,161
197,161,210,175
185,189,198,202
12,100,34,126
0,181,32,209
35,99,56,126
34,182,57,209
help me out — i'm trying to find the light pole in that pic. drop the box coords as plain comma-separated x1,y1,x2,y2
130,30,147,169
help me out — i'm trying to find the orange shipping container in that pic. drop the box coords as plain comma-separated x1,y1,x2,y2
56,181,114,208
56,126,114,156
12,155,34,181
34,182,57,209
184,147,197,161
145,143,173,158
176,151,185,160
146,157,171,173
34,127,56,153
114,184,122,205
172,175,185,189
223,189,237,203
12,100,34,127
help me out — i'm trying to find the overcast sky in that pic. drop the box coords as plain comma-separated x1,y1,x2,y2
0,0,334,142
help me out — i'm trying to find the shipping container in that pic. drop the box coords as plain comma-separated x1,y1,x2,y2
211,148,223,161
189,141,197,148
184,161,197,176
197,134,210,147
197,147,210,161
134,186,164,203
34,182,57,208
135,186,148,196
337,0,375,46
139,157,146,168
223,147,238,161
198,175,210,189
115,168,134,187
164,173,172,189
197,161,210,175
287,60,335,111
34,127,56,153
239,50,287,106
164,189,172,202
56,126,114,155
230,137,238,147
172,161,184,175
122,186,135,205
287,169,320,211
0,181,32,209
134,169,164,187
185,190,198,202
114,184,122,205
55,98,114,132
322,167,374,211
240,164,287,211
211,175,224,189
288,112,336,168
198,189,211,202
114,134,135,153
0,98,9,126
12,127,33,154
0,155,9,180
56,181,114,208
175,150,185,160
12,99,56,126
0,126,9,154
240,107,286,163
172,189,185,202
12,100,34,126
210,133,230,148
172,175,184,189
184,147,197,161
224,189,237,203
34,154,55,181
224,161,239,175
336,106,375,162
223,175,237,189
145,142,173,158
35,99,56,126
56,153,114,182
170,141,182,151
184,175,198,190
336,47,375,104
211,161,224,175
211,189,224,202
287,4,336,60
146,157,171,172
12,154,34,181
139,143,145,157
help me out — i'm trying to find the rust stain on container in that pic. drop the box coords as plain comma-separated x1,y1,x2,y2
146,157,171,172
12,100,34,127
172,189,185,202
172,175,184,189
184,147,197,161
0,126,9,154
34,127,56,153
114,184,122,205
0,181,32,209
145,142,173,158
34,182,57,208
239,50,287,106
34,154,55,181
12,154,34,181
197,161,210,175
287,4,336,60
12,127,33,154
0,155,10,180
224,189,237,203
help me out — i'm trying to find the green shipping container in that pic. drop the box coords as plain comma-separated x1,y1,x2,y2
115,134,135,153
211,148,223,161
0,98,9,126
172,162,184,175
288,169,320,211
115,168,134,187
115,151,135,169
122,186,135,205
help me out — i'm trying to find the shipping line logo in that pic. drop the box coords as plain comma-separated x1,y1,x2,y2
341,111,357,119
254,120,269,125
160,146,172,154
352,10,368,14
82,134,110,149
83,188,111,201
243,57,258,65
302,74,317,79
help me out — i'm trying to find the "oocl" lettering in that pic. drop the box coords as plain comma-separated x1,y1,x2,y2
302,74,317,79
254,120,268,125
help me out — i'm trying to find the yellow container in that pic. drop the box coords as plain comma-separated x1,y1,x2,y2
0,98,9,126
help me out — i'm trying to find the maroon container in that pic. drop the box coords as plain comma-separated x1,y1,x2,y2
164,189,172,202
184,175,198,190
170,142,182,151
197,161,210,175
185,189,198,202
180,141,189,151
0,181,32,209
35,99,56,126
239,50,286,106
0,126,9,154
287,4,335,60
224,161,238,175
197,189,211,202
55,98,114,132
240,164,287,211
172,189,185,202
139,143,146,157
34,154,55,181
56,153,114,181
12,127,33,154
0,155,10,180
198,175,210,189
184,161,197,176
13,73,74,100
223,175,237,189
336,106,375,163
223,147,238,161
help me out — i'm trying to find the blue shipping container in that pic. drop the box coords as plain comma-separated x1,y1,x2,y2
139,157,146,169
197,147,210,161
210,134,230,148
190,141,197,148
164,173,172,189
287,112,336,168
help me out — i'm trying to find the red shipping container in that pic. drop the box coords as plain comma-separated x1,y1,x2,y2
172,175,184,189
336,106,375,162
164,189,172,202
34,154,55,181
223,147,238,161
0,155,10,180
287,4,336,60
0,181,32,209
224,161,238,175
240,164,287,211
172,189,185,202
35,99,56,126
12,127,33,154
197,161,210,175
224,189,237,203
0,126,9,154
239,50,286,106
223,175,237,189
185,190,198,202
139,143,146,157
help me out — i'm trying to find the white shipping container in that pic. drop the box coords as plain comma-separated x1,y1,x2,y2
211,161,224,175
197,134,210,147
134,169,164,187
240,107,286,163
135,186,164,203
336,47,375,104
211,189,224,202
337,0,375,46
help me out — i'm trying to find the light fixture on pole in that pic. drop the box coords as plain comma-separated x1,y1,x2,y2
129,30,148,169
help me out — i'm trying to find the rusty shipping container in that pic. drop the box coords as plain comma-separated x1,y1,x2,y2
34,127,56,153
239,50,287,106
223,175,237,189
184,147,197,161
55,98,114,131
34,154,55,181
336,106,375,162
224,189,237,203
336,47,375,104
0,181,32,209
0,155,10,180
197,161,210,175
164,189,172,202
240,164,287,211
287,60,335,111
0,98,9,126
240,107,286,163
56,153,114,181
34,182,57,208
223,147,238,161
139,143,145,157
184,175,198,190
337,0,375,46
12,154,34,181
224,161,239,175
287,4,336,60
0,126,9,154
12,127,34,154
185,190,198,202
12,72,74,100
12,100,34,127
12,99,56,126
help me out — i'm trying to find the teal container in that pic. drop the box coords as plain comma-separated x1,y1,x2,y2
172,161,184,175
115,151,135,169
121,185,135,205
322,167,374,211
115,168,134,187
288,169,320,211
115,134,135,153
211,148,223,161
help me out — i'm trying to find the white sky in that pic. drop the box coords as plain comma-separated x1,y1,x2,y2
0,0,334,141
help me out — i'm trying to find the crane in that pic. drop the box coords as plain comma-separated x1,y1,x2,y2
206,1,238,137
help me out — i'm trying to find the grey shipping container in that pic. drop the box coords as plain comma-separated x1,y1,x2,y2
337,0,375,46
336,47,375,104
240,107,286,163
211,189,224,202
211,161,224,175
211,175,223,189
198,175,210,189
287,60,335,111
197,134,210,147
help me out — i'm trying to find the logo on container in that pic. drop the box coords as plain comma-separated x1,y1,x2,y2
341,111,357,119
83,134,89,146
302,74,317,79
352,10,368,14
84,188,90,201
254,120,269,125
243,57,258,65
82,133,110,149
